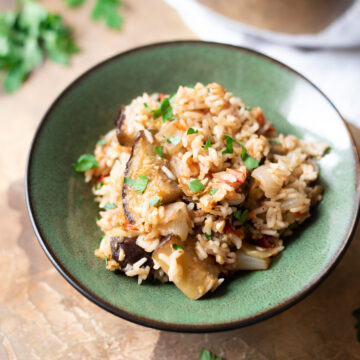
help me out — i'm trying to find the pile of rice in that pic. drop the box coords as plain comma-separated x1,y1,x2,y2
84,82,328,300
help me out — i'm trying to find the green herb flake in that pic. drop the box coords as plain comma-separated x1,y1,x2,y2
97,138,107,145
204,231,214,240
353,308,360,342
105,255,108,266
149,196,162,208
129,175,148,194
95,217,100,222
199,349,223,360
187,127,199,135
233,209,248,223
189,179,205,193
94,181,104,190
99,235,104,242
209,188,218,196
222,134,244,155
91,0,124,30
145,98,177,123
154,146,164,158
241,151,259,170
163,135,182,145
124,177,135,186
104,202,116,209
172,244,184,250
65,0,86,7
202,138,212,150
73,154,98,172
269,138,281,145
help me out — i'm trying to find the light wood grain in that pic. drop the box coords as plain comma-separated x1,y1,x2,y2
1,1,360,359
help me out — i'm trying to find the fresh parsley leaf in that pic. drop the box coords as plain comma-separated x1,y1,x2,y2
144,102,161,119
124,175,148,194
149,196,162,208
269,138,281,145
92,0,123,30
104,202,116,209
94,181,104,190
172,244,184,250
163,135,182,145
209,188,218,196
233,209,248,223
97,138,107,145
124,177,135,186
222,134,245,154
145,98,176,122
241,151,259,170
189,179,205,193
105,255,108,266
204,231,214,240
199,349,222,360
65,0,86,7
73,154,98,172
154,146,164,158
99,235,104,242
202,138,212,150
187,127,199,135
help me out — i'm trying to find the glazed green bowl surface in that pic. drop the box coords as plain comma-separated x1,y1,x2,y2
26,41,360,332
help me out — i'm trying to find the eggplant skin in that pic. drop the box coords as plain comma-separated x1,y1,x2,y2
122,130,182,224
110,236,153,268
115,106,133,147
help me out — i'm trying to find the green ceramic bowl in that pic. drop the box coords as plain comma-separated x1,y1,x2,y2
26,41,360,332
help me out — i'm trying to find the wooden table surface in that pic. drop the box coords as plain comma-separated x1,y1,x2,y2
1,1,360,359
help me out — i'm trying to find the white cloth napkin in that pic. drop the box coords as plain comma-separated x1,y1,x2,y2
165,0,360,128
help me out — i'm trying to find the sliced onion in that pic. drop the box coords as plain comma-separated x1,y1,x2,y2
231,251,271,270
252,164,283,198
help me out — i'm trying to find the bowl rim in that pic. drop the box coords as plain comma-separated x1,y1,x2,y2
25,40,360,333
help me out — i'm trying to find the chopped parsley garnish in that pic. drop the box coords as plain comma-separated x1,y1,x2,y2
204,231,214,240
187,127,199,135
172,244,184,250
222,135,244,155
199,349,222,360
99,235,104,242
104,202,116,209
154,146,164,158
149,196,162,208
241,150,259,170
269,138,281,145
94,181,104,190
124,175,148,194
233,209,248,223
221,135,259,170
189,179,205,193
105,255,108,266
202,138,212,150
73,154,98,172
144,97,177,123
163,135,182,145
97,138,107,145
95,217,100,222
209,188,218,196
353,308,360,342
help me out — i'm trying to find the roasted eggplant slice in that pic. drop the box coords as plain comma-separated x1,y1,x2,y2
122,131,182,223
153,236,220,300
115,106,132,147
110,236,153,268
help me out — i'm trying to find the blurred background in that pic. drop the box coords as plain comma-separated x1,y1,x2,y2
1,0,360,359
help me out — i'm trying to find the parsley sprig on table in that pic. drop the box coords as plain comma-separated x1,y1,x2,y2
0,0,79,93
65,0,124,30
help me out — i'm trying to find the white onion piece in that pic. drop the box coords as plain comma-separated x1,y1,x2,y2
232,251,271,270
252,164,284,198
